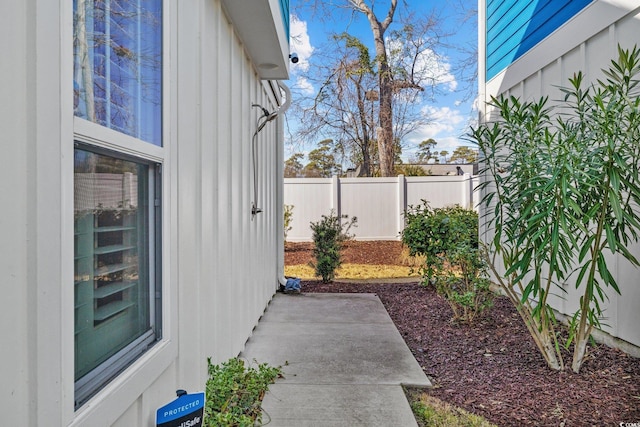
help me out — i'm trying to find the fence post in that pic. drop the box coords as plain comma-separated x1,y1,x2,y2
472,175,480,211
397,174,406,238
332,175,340,218
462,173,471,209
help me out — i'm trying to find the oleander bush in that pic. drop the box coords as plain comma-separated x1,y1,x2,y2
472,45,640,372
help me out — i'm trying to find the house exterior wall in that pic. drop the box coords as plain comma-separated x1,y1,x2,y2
486,0,593,80
0,0,287,425
479,0,640,349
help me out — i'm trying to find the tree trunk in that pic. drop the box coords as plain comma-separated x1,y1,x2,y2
355,76,373,177
484,250,563,371
512,297,563,371
572,280,595,373
572,330,589,373
359,141,372,177
354,0,398,176
377,66,395,176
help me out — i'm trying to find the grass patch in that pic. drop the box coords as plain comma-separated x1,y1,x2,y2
398,246,428,267
406,389,497,427
285,263,418,280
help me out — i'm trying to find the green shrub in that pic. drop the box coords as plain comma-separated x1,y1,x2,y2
434,245,493,323
309,210,357,283
402,203,478,280
472,46,640,372
204,358,281,427
284,204,294,242
402,202,492,323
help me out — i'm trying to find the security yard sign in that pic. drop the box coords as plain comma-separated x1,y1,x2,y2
156,390,205,427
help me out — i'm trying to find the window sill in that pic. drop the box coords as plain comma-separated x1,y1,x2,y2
69,338,177,426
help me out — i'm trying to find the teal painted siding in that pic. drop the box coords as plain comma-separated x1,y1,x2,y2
280,0,290,40
486,0,593,80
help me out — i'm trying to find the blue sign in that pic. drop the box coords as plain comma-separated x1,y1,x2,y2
156,391,205,427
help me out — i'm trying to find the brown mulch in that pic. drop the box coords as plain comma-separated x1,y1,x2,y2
285,240,406,266
286,241,640,427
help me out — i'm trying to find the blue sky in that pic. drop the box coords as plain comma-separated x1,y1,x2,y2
286,0,479,164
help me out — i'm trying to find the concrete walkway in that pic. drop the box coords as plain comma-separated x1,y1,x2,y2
240,293,431,427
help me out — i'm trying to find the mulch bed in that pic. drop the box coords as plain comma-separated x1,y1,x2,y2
304,281,640,426
286,242,640,427
285,240,406,266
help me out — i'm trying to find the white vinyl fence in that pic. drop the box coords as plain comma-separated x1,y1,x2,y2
284,174,479,241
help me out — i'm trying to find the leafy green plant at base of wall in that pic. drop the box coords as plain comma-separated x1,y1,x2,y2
284,204,294,242
309,210,357,283
402,203,492,323
204,358,281,427
473,45,640,372
435,245,493,324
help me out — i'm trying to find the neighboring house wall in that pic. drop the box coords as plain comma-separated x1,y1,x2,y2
284,175,478,241
479,0,640,349
0,0,288,426
486,0,593,80
416,163,478,176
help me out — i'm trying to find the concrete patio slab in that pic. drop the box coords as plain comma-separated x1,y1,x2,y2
240,293,431,426
261,384,418,427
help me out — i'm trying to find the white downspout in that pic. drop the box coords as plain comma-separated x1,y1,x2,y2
275,82,291,288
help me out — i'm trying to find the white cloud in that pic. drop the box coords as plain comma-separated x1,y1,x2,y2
420,106,465,135
416,49,458,92
386,38,457,92
289,15,317,96
294,76,315,96
471,94,480,113
290,15,313,73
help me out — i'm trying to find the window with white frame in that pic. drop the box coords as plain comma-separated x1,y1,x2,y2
73,0,162,408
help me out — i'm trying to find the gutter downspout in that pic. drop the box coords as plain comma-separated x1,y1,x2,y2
275,82,291,289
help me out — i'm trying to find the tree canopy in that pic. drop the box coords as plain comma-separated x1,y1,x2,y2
415,138,438,163
449,146,478,163
288,1,476,176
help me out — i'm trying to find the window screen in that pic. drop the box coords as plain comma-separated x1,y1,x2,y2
74,146,160,407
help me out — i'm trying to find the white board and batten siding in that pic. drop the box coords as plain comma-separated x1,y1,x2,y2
479,0,640,351
1,0,287,425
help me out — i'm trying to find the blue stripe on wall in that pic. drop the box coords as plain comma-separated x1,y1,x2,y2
486,0,593,80
280,0,290,41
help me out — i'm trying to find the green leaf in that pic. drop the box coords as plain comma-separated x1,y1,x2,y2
604,223,618,253
521,281,535,302
608,189,623,222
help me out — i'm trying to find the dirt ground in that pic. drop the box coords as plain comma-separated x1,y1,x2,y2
286,241,640,427
285,240,407,266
